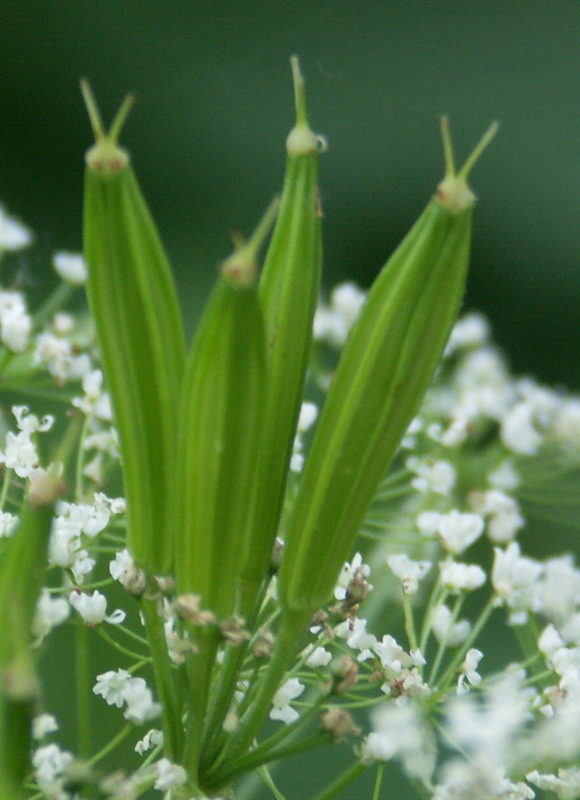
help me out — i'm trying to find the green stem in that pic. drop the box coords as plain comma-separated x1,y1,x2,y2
181,628,218,786
32,282,77,330
200,639,248,765
428,593,465,685
434,598,495,693
403,593,418,652
256,765,288,800
223,610,307,764
75,412,92,503
312,761,366,800
86,723,133,767
372,763,385,800
419,575,447,655
207,699,321,784
96,626,150,662
75,619,91,758
141,597,182,761
0,467,12,511
206,730,330,790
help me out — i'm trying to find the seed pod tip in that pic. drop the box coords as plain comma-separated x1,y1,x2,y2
80,79,134,175
286,56,320,156
436,116,499,214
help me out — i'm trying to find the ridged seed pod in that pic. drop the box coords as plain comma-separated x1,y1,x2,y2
279,117,498,615
81,83,185,574
238,56,324,616
174,201,277,621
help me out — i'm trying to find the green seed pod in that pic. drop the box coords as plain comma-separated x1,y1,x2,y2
239,56,324,614
279,117,498,615
174,201,277,620
81,82,185,574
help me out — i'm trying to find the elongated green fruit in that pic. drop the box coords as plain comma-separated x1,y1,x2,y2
0,469,61,789
239,56,323,613
174,201,277,620
81,82,185,574
279,118,498,614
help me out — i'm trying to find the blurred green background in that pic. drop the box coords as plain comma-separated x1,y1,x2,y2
1,2,579,797
2,0,580,387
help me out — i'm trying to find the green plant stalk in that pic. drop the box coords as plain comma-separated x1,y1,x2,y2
312,761,366,800
81,82,185,574
205,698,321,785
141,598,182,761
0,469,61,790
205,729,330,790
212,609,307,775
280,119,498,616
182,628,219,789
75,619,91,758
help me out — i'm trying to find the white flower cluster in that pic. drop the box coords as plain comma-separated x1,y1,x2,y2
93,669,161,725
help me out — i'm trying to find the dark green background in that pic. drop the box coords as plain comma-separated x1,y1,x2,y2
1,3,579,797
2,0,580,387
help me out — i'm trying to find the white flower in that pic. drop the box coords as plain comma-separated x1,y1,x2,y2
470,489,524,543
0,511,18,537
305,646,332,668
0,302,31,351
501,401,543,455
135,728,163,755
110,549,134,581
334,552,371,600
0,206,32,250
538,624,565,662
446,668,533,761
69,589,125,625
457,648,483,695
440,559,486,593
406,456,456,496
297,401,318,432
554,398,580,446
93,669,161,724
445,312,490,356
313,282,366,347
417,510,442,537
362,701,436,785
434,760,534,800
539,555,580,625
58,494,111,537
436,510,484,554
492,542,543,623
373,635,424,678
121,678,161,724
32,743,73,795
270,678,305,724
94,669,132,708
53,251,88,284
0,430,39,478
13,405,54,434
488,459,520,491
154,758,187,790
32,590,70,646
33,330,92,382
334,616,377,655
32,713,58,740
387,553,432,595
432,605,471,647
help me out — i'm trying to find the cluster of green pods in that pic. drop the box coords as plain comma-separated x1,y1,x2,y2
79,59,496,789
